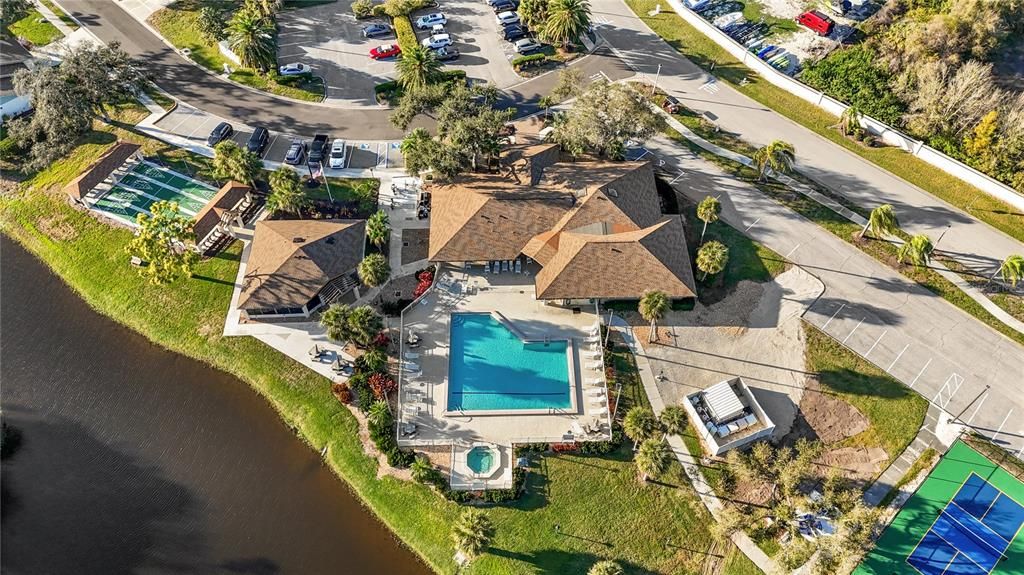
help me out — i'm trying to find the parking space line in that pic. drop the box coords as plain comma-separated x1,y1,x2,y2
966,393,989,424
784,243,801,258
842,318,865,344
887,343,910,372
821,303,845,330
864,329,888,358
743,217,760,232
165,108,196,134
909,357,932,388
261,135,279,159
991,410,1013,443
669,170,686,184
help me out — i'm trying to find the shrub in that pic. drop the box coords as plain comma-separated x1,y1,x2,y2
349,374,375,411
371,4,387,16
386,446,416,467
374,80,399,95
443,488,473,502
352,0,374,18
577,428,624,455
516,442,549,454
511,53,546,70
393,14,417,50
484,488,517,502
331,382,353,404
799,45,905,127
358,348,389,373
371,331,391,349
368,372,397,399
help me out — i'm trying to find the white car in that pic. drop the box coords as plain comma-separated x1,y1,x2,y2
328,139,347,169
415,12,447,29
278,62,311,76
512,38,541,53
421,34,452,49
496,10,519,26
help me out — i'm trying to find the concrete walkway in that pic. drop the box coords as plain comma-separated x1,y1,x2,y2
609,316,778,574
650,100,1024,338
33,0,75,36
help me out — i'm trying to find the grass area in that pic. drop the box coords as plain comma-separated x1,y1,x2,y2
39,0,79,29
878,447,937,507
149,1,325,102
803,325,928,459
6,9,62,46
622,0,1024,246
740,0,797,35
0,124,763,575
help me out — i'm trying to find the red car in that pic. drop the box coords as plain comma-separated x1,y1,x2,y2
795,10,834,36
370,44,401,59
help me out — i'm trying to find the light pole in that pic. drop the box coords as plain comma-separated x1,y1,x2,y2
651,64,662,96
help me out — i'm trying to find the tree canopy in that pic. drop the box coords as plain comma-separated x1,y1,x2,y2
125,201,199,284
212,140,263,187
452,509,494,561
266,167,309,215
542,0,591,50
552,80,661,158
226,4,276,71
358,253,390,287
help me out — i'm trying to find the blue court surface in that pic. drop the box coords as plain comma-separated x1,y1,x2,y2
908,473,1024,575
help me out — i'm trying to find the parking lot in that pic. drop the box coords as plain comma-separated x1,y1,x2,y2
152,104,404,170
276,0,524,106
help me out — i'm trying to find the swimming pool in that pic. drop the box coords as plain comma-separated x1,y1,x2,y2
447,313,571,412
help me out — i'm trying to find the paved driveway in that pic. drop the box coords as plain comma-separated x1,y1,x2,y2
277,2,397,106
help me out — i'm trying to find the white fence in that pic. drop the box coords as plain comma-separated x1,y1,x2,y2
665,0,1024,212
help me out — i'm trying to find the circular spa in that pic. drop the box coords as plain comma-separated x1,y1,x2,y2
466,445,498,477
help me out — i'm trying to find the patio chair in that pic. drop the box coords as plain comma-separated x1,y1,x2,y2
484,261,491,274
591,406,609,416
493,260,501,274
308,344,323,358
585,377,603,386
589,398,607,408
514,259,522,273
405,352,420,360
585,388,605,397
501,260,509,272
403,405,421,416
570,421,587,436
584,351,601,359
585,335,601,343
403,362,420,372
586,361,602,370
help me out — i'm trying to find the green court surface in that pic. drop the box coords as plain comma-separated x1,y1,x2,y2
855,440,1024,575
91,162,217,224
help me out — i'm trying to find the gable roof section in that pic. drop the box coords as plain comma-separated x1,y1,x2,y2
193,181,251,243
63,142,141,200
534,217,696,300
428,175,575,262
539,161,663,231
239,219,366,311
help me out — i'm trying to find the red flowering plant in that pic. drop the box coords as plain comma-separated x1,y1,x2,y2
412,270,435,298
371,331,391,349
368,373,397,400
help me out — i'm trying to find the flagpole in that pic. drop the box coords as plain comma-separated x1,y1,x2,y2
320,162,333,202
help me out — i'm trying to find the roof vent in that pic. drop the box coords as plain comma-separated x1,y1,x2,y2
292,236,305,243
607,187,619,197
325,237,336,245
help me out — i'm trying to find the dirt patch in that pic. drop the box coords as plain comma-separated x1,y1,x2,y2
814,446,888,486
787,379,869,444
36,215,78,242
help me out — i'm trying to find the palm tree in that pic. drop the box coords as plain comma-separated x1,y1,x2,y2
993,254,1024,287
266,166,310,215
538,95,555,119
638,289,669,343
897,234,934,266
696,195,721,244
226,6,276,72
411,456,436,483
623,406,660,446
635,438,672,481
452,508,494,562
320,303,352,342
400,127,435,176
360,348,388,373
839,106,862,137
588,560,625,575
659,405,688,436
348,305,384,347
212,140,262,188
367,399,392,427
751,140,795,182
396,45,441,92
696,240,729,281
543,0,591,51
860,204,900,239
367,210,390,248
358,253,391,287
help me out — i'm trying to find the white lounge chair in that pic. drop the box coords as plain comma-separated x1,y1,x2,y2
584,351,601,359
403,405,421,416
484,261,491,274
571,421,587,436
585,388,605,397
502,260,509,272
591,406,609,415
494,260,501,274
585,377,603,386
585,335,601,344
405,352,420,360
403,362,420,372
515,259,522,273
589,398,607,407
587,361,602,370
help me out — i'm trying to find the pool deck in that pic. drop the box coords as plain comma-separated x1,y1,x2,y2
397,265,612,461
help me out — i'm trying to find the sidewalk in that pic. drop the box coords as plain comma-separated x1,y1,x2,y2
33,0,75,36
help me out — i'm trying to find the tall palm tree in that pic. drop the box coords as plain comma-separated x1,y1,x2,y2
635,438,671,482
320,303,352,342
400,127,434,176
860,204,900,239
839,106,862,137
623,406,660,447
348,305,384,347
897,234,934,266
588,560,625,575
367,399,392,427
696,240,729,281
226,7,276,72
696,195,721,244
543,0,591,51
452,509,494,562
659,405,688,436
993,254,1024,287
538,95,555,119
358,253,391,287
212,140,262,188
410,456,435,483
396,45,441,92
367,210,390,248
751,140,795,182
266,166,310,215
639,289,669,343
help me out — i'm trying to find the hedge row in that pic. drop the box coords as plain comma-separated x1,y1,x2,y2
511,53,546,70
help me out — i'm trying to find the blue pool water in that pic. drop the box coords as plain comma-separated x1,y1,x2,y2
467,446,496,474
447,313,570,411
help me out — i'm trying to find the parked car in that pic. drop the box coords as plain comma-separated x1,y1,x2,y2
433,47,460,61
491,0,517,12
501,24,529,41
308,134,330,165
284,139,306,166
328,139,347,169
662,95,681,114
246,127,270,155
369,43,402,59
795,10,834,36
487,0,519,7
698,1,742,18
496,10,520,25
421,34,452,49
415,12,446,29
206,122,233,147
512,37,542,53
278,63,311,76
361,23,392,38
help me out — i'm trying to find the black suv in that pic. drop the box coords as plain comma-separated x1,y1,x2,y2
491,0,517,12
246,127,269,154
501,24,528,41
206,122,233,147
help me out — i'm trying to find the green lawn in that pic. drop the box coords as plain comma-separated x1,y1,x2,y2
623,0,1024,246
149,1,325,102
39,0,79,29
0,122,763,575
804,325,928,460
6,9,62,46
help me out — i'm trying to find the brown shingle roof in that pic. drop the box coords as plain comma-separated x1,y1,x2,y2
428,174,575,262
63,142,141,200
533,217,696,300
193,181,251,243
238,219,366,311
